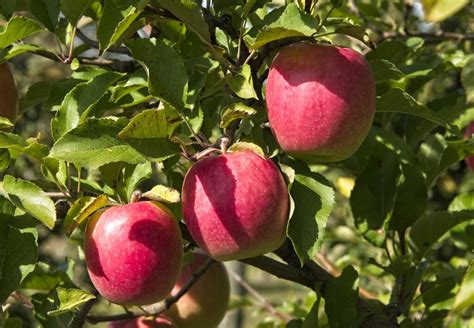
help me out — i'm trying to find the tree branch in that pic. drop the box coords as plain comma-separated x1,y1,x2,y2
69,294,98,328
86,258,214,324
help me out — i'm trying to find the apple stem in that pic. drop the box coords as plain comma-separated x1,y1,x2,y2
130,190,142,203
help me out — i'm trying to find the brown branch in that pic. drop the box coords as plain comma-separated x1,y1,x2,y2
69,294,98,328
86,259,214,324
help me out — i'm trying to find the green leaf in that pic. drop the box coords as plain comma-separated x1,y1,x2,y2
49,118,147,170
248,3,317,49
47,287,96,316
376,88,455,132
123,138,180,161
27,0,60,31
153,0,210,43
2,175,56,229
334,25,373,49
97,0,148,51
142,185,180,203
409,210,474,258
118,108,182,139
21,262,72,291
421,276,456,308
0,118,14,130
63,195,109,236
461,55,474,104
449,193,474,212
288,173,335,264
422,0,469,22
389,161,427,231
220,103,257,128
0,16,43,49
126,38,188,109
51,71,123,140
0,214,38,303
302,296,320,328
228,142,265,157
451,263,474,314
368,59,404,83
0,149,10,171
418,134,474,187
350,137,400,245
123,162,152,201
226,64,258,100
324,266,359,328
60,0,94,25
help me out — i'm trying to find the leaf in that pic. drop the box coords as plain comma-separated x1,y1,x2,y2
21,262,72,291
350,137,400,245
335,25,374,49
461,55,474,104
324,266,359,328
63,195,109,236
51,71,123,140
47,287,96,316
49,118,147,170
226,64,258,100
228,142,265,157
154,0,210,43
451,263,474,314
248,3,317,49
0,44,46,63
376,89,455,132
97,0,148,51
27,0,60,31
142,185,180,203
449,193,474,212
0,214,38,303
0,16,43,49
288,173,335,264
220,103,257,128
123,138,180,161
2,176,56,229
421,276,456,308
409,210,474,258
123,163,152,201
302,296,320,328
418,134,474,187
126,38,188,109
368,59,404,83
422,0,469,22
118,108,182,139
60,0,94,25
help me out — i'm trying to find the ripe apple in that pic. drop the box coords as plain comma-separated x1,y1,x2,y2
265,42,376,162
0,62,19,123
84,201,183,305
166,253,230,328
181,150,289,261
108,316,176,327
465,122,474,170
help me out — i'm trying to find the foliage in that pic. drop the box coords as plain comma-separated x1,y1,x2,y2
0,0,473,327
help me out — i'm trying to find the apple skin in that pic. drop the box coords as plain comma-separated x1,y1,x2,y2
265,43,376,162
166,253,230,328
84,201,183,306
182,151,289,261
0,62,19,123
465,122,474,170
108,316,176,327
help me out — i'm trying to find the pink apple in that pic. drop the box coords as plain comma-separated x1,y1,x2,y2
166,253,230,328
265,43,376,162
182,150,289,261
108,316,176,327
465,122,474,170
85,201,183,305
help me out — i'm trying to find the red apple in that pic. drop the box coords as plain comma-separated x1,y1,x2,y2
465,122,474,170
0,62,19,123
85,201,183,305
166,253,230,328
265,43,376,162
108,316,176,327
181,150,289,261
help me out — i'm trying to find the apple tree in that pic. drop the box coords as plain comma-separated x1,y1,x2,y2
0,0,473,327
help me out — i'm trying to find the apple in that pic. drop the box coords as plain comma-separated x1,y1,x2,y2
265,42,376,162
166,253,230,328
182,150,289,261
108,316,176,327
84,201,183,305
0,62,19,123
465,122,474,170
